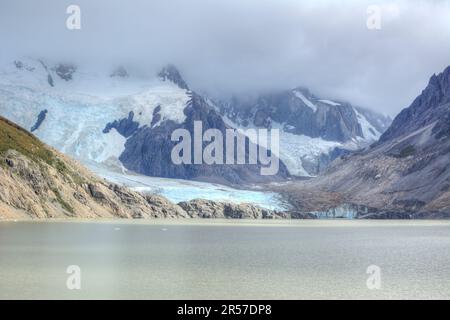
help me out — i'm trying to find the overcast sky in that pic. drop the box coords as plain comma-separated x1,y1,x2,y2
0,0,449,116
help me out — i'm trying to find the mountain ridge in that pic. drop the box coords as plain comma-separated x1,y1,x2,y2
278,65,450,218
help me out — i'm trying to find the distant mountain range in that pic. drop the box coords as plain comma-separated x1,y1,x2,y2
281,65,450,218
0,58,390,185
214,87,391,176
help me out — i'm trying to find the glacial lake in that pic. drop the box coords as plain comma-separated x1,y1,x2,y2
0,220,449,300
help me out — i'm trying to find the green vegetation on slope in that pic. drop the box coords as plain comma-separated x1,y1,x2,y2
0,116,57,165
0,116,84,185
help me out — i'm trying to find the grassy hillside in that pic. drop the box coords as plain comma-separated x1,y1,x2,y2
0,116,191,219
0,116,68,173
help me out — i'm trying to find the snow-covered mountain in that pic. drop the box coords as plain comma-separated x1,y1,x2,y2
0,58,290,187
214,88,391,176
0,57,390,185
0,58,190,164
0,58,292,209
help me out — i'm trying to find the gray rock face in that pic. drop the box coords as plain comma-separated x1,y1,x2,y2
218,88,390,143
380,65,450,143
30,109,48,132
103,111,139,138
178,199,285,219
119,92,290,185
150,105,161,127
47,75,54,87
113,66,290,185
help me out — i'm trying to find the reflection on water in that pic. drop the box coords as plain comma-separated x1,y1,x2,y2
0,220,449,299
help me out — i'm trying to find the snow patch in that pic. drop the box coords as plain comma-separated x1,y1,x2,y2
95,128,127,163
353,107,381,141
293,90,317,112
319,99,341,106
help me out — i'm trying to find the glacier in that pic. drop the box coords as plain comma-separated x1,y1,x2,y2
91,164,287,211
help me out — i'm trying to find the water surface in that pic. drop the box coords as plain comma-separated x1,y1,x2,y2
0,220,448,299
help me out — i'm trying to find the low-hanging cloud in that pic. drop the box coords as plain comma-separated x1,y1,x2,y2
0,0,449,116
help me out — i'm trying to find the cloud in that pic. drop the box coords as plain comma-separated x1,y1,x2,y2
0,0,449,116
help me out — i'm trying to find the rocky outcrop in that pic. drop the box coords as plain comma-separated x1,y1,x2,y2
380,66,450,143
103,111,140,138
178,199,287,219
143,194,188,218
54,64,77,81
30,109,48,132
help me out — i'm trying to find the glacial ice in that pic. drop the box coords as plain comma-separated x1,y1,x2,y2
91,164,288,211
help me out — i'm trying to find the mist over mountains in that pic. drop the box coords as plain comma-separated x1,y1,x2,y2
1,0,449,116
0,57,392,184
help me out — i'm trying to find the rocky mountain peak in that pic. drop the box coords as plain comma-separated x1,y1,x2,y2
419,65,450,108
379,65,450,143
158,64,189,90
